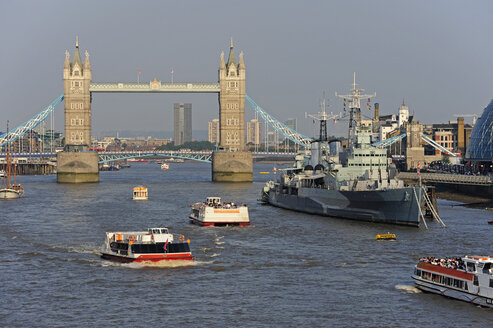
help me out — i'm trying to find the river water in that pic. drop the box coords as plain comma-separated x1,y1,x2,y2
1,162,492,327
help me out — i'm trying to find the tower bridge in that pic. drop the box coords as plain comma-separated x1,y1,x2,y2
58,37,249,183
0,38,313,183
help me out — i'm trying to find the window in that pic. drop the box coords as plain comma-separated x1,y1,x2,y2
74,71,79,76
490,279,493,288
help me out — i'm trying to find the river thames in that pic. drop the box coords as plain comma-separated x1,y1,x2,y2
1,162,492,327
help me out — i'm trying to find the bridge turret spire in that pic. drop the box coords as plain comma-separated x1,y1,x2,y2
84,50,91,70
72,36,83,72
227,37,236,68
239,51,245,70
64,50,70,69
220,51,226,69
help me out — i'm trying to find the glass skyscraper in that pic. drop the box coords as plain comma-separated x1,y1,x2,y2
465,100,493,162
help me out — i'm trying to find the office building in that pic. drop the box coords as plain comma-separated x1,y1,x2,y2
246,119,261,145
174,103,192,146
208,118,220,144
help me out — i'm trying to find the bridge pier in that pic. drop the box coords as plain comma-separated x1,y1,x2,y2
212,151,253,182
57,151,99,183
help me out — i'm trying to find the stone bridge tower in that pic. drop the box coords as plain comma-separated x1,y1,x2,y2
63,37,92,151
218,39,246,151
212,40,252,182
57,37,99,183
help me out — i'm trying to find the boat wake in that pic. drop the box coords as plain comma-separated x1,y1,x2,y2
395,284,421,294
100,260,197,269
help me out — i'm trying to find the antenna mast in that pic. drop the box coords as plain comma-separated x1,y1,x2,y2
335,72,376,141
305,97,342,142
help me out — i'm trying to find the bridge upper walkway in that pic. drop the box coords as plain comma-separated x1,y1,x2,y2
89,82,220,93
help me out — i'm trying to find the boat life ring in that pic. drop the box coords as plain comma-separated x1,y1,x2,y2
151,234,154,241
129,236,136,242
179,235,185,241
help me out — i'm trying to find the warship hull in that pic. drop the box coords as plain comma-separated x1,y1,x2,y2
264,186,423,226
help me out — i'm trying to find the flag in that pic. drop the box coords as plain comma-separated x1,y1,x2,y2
138,69,141,75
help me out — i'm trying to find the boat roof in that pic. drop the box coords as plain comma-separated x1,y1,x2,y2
107,227,169,234
464,255,493,263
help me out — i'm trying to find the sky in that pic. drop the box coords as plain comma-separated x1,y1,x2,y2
1,0,492,139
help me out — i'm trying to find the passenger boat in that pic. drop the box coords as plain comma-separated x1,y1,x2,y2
132,185,148,200
161,163,169,170
412,255,493,308
488,221,493,225
189,197,250,226
100,227,193,263
128,158,147,162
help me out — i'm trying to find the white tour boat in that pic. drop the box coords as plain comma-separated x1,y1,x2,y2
132,186,148,200
101,227,193,263
412,255,493,308
161,163,169,170
189,197,250,227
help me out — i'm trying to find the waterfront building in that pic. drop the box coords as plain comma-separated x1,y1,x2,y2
208,119,220,144
425,118,472,156
0,130,43,153
246,119,261,145
174,103,192,146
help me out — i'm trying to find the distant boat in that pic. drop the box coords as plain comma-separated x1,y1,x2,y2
128,158,148,162
133,186,148,201
161,163,169,170
488,221,493,225
0,122,24,200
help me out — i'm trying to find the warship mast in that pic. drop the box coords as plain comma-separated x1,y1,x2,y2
335,72,376,144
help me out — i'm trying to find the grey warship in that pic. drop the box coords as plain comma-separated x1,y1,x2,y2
260,77,424,226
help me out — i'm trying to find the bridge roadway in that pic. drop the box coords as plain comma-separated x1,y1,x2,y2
1,151,296,164
397,172,493,186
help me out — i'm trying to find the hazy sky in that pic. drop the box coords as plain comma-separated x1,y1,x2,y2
1,0,492,138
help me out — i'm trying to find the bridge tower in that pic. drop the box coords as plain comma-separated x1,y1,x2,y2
57,37,99,183
212,39,253,182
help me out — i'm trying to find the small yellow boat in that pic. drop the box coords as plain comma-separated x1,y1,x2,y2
259,172,270,174
376,232,396,240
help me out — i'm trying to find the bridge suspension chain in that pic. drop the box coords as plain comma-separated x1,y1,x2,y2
0,94,64,148
245,94,312,148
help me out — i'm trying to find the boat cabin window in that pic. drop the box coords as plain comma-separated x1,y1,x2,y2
473,276,479,286
482,262,491,274
160,229,168,234
466,262,476,273
490,279,493,288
